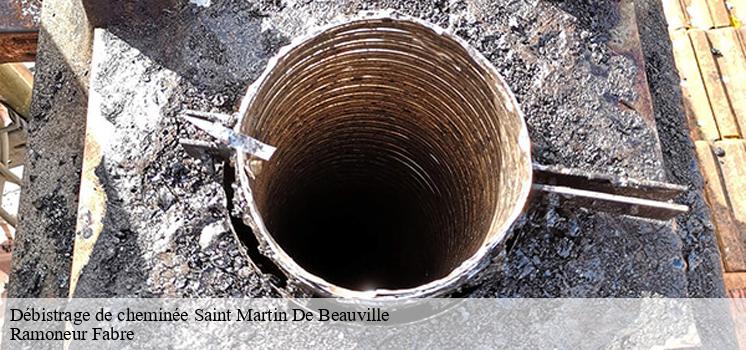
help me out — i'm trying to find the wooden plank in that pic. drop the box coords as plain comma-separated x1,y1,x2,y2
717,140,746,223
707,0,733,27
662,0,689,29
695,141,746,271
707,28,746,136
670,29,720,140
690,30,741,138
738,28,746,58
726,272,746,297
683,0,715,28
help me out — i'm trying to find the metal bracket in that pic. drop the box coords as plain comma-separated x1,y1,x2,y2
179,138,233,160
179,109,276,161
532,163,689,221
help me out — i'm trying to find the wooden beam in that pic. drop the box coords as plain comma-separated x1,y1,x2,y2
0,63,32,119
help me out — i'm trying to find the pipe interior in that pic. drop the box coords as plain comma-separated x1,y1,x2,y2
242,18,527,291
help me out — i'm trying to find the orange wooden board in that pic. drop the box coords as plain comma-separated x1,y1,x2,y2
708,0,733,27
726,272,746,297
690,30,741,137
707,28,746,136
662,0,689,29
695,141,746,271
738,28,746,57
717,140,746,227
683,0,715,29
670,29,720,140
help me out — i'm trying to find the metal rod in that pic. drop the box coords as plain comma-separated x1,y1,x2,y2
532,163,686,201
180,111,276,161
531,163,689,220
532,184,689,221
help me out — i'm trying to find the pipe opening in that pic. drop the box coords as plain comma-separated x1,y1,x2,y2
240,17,530,293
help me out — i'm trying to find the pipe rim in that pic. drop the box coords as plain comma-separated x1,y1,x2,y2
235,10,533,300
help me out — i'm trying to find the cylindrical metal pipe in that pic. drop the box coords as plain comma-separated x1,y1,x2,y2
235,12,532,299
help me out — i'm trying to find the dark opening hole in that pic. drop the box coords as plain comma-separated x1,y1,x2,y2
271,179,440,289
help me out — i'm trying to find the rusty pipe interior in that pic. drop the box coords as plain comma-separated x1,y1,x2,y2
238,15,531,295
